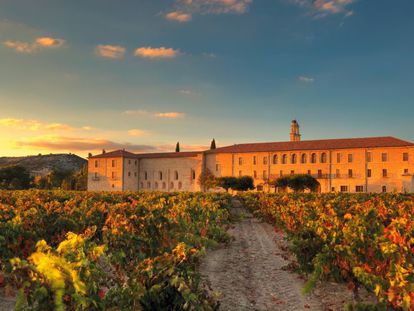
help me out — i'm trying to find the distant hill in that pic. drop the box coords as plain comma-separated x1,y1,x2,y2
0,154,87,177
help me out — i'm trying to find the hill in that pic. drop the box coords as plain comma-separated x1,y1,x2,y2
0,153,87,176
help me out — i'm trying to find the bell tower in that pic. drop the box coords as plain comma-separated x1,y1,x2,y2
290,120,301,142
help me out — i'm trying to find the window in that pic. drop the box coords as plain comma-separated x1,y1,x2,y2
253,171,257,179
403,153,409,161
340,186,348,192
112,184,115,188
216,164,220,172
147,182,151,188
154,182,158,189
280,170,283,177
336,169,340,178
366,152,372,162
404,169,409,175
135,160,137,166
111,160,116,167
381,153,388,162
348,169,353,178
94,172,98,179
178,182,182,190
239,157,243,165
337,153,341,163
290,170,295,175
273,155,278,164
170,182,174,189
382,186,387,193
263,170,268,179
348,154,353,163
317,170,322,178
159,171,163,180
282,154,287,164
140,182,144,189
111,172,116,179
311,153,317,163
331,187,335,192
239,170,242,177
263,157,268,165
174,171,179,180
356,186,364,193
128,160,131,165
301,154,307,164
307,170,311,175
134,172,137,177
162,182,166,189
382,169,388,178
94,160,98,168
144,171,148,180
191,169,196,180
253,156,257,165
367,169,372,178
320,153,327,163
128,172,131,177
291,154,297,164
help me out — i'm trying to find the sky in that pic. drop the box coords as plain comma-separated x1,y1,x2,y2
0,0,413,158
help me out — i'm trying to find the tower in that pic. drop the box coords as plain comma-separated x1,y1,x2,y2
290,120,301,142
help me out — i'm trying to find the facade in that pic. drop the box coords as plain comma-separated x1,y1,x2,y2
88,121,414,193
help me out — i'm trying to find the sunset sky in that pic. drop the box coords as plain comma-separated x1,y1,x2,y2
0,0,413,157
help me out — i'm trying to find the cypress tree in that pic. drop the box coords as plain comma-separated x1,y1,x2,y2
210,138,216,150
175,142,180,152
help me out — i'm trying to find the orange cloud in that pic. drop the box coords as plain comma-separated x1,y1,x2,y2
3,36,65,53
127,129,148,137
134,46,180,59
95,44,126,59
173,0,252,15
0,118,90,132
165,11,192,22
154,112,186,119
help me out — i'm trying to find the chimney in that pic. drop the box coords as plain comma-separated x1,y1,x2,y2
290,120,301,142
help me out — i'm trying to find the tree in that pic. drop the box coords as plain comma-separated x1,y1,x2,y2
210,139,216,150
198,169,216,191
215,176,255,192
273,176,290,192
215,177,237,192
175,142,180,152
0,165,33,190
272,174,320,193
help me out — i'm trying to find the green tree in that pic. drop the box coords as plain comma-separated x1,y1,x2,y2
0,165,33,189
272,174,320,193
215,177,237,192
175,142,180,152
198,169,216,191
210,139,216,150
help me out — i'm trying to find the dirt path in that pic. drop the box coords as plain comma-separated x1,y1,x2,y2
200,199,323,311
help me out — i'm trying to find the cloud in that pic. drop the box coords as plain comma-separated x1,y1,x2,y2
298,76,314,83
165,11,192,22
123,109,149,116
3,36,65,53
289,0,355,17
179,89,193,95
127,129,148,137
95,44,126,59
16,136,159,153
157,143,208,152
154,112,186,119
173,0,252,15
0,118,91,132
134,46,180,59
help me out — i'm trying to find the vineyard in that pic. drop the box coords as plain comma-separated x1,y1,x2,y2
0,190,232,310
239,192,414,310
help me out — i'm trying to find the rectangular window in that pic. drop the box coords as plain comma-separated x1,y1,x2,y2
348,154,353,163
263,170,267,179
239,170,242,177
403,153,409,161
366,152,372,162
367,169,372,178
382,169,388,177
134,172,137,177
253,156,257,165
340,186,348,192
263,157,268,165
128,160,131,165
239,157,243,165
135,160,137,166
348,169,353,178
94,172,98,179
381,153,388,162
404,169,409,175
94,160,98,168
355,185,364,193
111,172,116,179
280,170,283,177
111,160,116,167
216,164,219,172
253,170,257,178
336,169,340,178
331,187,335,192
318,169,322,178
128,172,131,177
307,170,311,175
337,153,341,163
290,170,295,175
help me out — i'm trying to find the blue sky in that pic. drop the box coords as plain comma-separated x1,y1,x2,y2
0,0,413,157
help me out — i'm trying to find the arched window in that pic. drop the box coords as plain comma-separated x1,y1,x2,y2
311,153,317,163
263,157,268,165
191,169,196,180
291,154,297,164
321,153,327,163
170,182,174,189
253,171,257,179
140,182,144,189
178,182,182,190
301,154,307,164
272,155,278,164
155,182,158,189
174,171,179,180
158,171,163,180
162,182,166,189
282,154,287,164
144,171,148,180
382,186,387,193
147,181,151,188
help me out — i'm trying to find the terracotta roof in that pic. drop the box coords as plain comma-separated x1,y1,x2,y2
136,151,201,159
89,150,139,159
206,136,414,154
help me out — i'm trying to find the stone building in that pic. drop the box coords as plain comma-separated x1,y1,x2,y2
88,121,414,193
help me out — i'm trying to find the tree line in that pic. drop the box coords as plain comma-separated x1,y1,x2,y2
0,165,87,190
